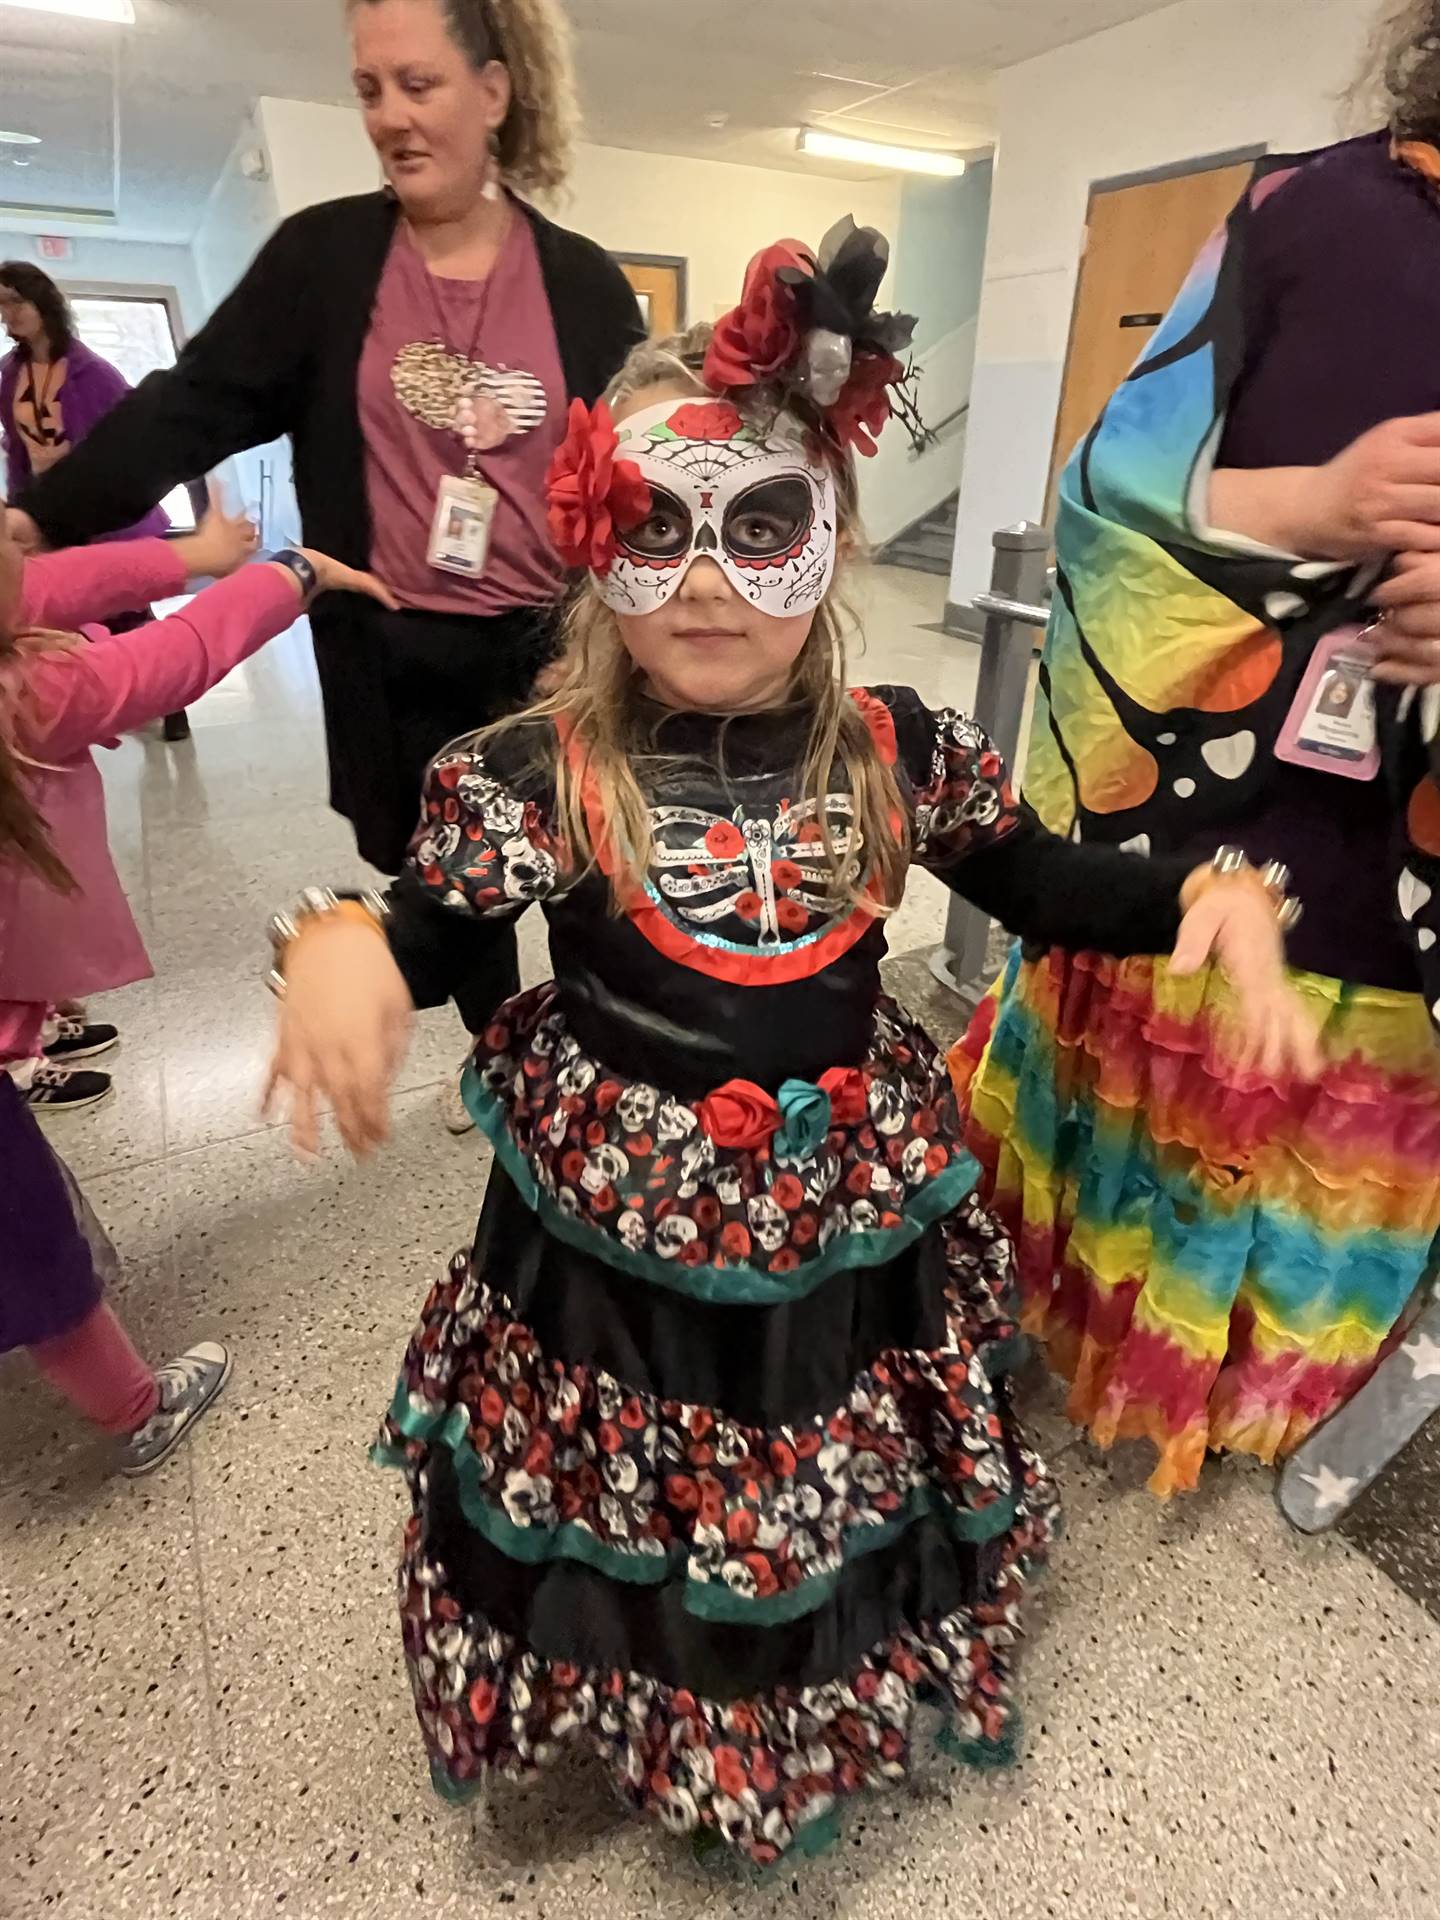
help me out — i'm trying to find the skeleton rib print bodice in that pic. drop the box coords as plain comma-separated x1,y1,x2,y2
386,686,1184,1292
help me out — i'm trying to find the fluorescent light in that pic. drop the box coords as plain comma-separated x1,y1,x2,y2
0,0,136,22
0,130,41,145
798,126,966,178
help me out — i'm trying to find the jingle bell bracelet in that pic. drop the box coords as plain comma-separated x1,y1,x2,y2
1210,844,1304,932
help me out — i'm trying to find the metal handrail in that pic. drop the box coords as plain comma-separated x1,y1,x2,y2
929,521,1052,1007
970,589,1048,628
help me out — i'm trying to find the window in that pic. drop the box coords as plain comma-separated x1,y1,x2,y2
68,291,196,532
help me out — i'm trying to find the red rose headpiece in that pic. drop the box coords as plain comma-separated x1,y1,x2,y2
545,397,652,576
704,216,923,459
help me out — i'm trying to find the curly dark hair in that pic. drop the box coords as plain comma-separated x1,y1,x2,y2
0,261,74,359
1354,3,1440,142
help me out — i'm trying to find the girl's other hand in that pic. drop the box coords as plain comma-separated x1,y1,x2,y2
4,507,41,552
175,490,259,580
1169,873,1324,1081
262,918,414,1159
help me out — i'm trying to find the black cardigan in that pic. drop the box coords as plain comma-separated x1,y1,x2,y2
19,191,645,566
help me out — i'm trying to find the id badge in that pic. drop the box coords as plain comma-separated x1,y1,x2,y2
428,474,498,580
1273,624,1381,781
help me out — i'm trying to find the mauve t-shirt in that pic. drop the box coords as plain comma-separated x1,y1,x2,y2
359,210,567,617
1194,134,1440,992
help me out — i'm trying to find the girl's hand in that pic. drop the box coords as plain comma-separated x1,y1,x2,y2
4,507,41,552
173,495,259,580
262,918,414,1159
1170,873,1323,1081
1369,555,1440,685
275,547,400,611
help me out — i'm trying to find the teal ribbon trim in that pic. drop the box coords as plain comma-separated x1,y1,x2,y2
462,1062,982,1306
937,1714,1023,1772
374,1380,1021,1626
982,1332,1031,1378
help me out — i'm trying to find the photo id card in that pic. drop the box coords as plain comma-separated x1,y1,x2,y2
1274,624,1381,781
428,474,498,580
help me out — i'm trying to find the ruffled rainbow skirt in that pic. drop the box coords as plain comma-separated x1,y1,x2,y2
951,945,1440,1495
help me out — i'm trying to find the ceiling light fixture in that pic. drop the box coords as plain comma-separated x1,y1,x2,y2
0,131,41,146
797,126,965,178
0,0,136,22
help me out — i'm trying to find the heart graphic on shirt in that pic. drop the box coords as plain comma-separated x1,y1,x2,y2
392,340,547,442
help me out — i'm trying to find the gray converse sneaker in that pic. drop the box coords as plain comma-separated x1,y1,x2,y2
120,1342,232,1477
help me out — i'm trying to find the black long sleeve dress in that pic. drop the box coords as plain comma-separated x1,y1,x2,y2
372,684,1187,1866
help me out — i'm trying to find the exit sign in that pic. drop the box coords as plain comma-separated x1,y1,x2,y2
37,236,73,263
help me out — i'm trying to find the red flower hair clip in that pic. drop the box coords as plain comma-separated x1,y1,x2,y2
545,398,652,576
703,218,922,461
703,241,813,394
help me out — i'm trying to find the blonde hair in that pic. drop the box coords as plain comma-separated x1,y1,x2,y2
483,325,909,918
349,0,577,194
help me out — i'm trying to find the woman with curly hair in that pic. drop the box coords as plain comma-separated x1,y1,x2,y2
952,0,1440,1515
10,1,644,1074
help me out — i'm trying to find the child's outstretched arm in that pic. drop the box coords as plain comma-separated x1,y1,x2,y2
22,549,395,764
265,733,560,1158
17,502,259,632
908,700,1321,1079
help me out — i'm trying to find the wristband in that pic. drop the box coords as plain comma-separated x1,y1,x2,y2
269,547,319,606
266,887,389,998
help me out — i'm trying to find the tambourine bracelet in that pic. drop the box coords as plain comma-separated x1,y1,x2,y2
1181,846,1304,932
265,888,391,1000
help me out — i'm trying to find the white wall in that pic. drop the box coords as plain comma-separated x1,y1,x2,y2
550,142,903,327
193,118,280,311
190,119,291,537
950,0,1374,610
0,230,204,335
256,97,382,218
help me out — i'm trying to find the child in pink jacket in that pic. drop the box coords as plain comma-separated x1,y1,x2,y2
0,519,394,1474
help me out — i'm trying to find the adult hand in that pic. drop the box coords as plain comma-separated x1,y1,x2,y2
1170,872,1323,1082
274,547,400,611
1369,554,1440,685
262,917,414,1159
173,494,259,580
1295,413,1440,559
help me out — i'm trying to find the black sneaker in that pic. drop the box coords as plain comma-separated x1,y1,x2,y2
44,1016,120,1063
163,710,191,742
20,1064,113,1112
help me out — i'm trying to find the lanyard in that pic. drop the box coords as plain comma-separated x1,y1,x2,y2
408,217,504,382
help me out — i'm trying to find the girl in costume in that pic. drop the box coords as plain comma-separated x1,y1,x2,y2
0,516,394,1472
263,225,1315,1864
952,15,1440,1508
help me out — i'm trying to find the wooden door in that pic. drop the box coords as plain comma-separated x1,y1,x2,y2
1046,158,1254,513
617,258,685,338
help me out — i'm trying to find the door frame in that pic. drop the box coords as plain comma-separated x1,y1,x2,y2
611,251,689,331
1044,142,1267,516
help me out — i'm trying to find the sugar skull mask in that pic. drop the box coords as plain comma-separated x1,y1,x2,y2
598,398,838,620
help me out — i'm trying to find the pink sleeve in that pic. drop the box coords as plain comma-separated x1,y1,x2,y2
20,538,188,631
21,567,304,762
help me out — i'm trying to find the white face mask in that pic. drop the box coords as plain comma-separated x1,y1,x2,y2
597,397,839,620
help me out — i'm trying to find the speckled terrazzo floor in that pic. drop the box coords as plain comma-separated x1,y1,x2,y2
3,568,1439,1918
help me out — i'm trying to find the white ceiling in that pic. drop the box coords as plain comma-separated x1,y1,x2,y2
0,0,1182,243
